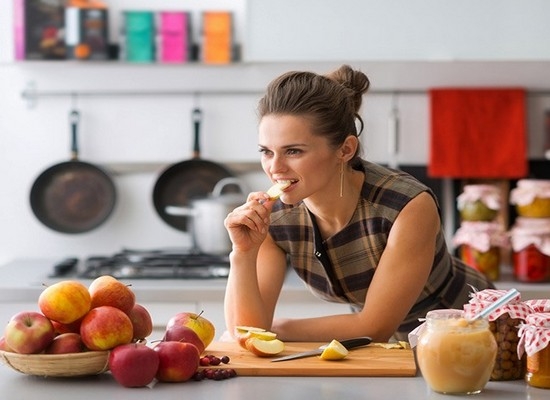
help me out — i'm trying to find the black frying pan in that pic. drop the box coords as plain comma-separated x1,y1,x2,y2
153,107,235,231
30,110,117,234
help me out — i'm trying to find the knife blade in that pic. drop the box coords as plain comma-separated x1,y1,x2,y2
270,336,372,362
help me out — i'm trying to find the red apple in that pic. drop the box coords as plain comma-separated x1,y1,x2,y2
245,337,285,357
88,275,136,314
45,332,86,354
128,304,153,341
0,336,15,352
163,325,205,354
154,341,200,383
38,280,91,324
109,342,160,388
80,306,133,351
4,311,55,354
51,318,83,335
164,311,215,354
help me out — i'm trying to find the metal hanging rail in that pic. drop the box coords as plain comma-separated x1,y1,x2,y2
21,80,550,109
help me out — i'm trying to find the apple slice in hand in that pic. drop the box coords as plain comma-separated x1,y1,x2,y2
266,181,291,200
245,337,285,357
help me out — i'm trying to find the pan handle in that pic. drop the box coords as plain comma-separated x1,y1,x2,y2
69,110,80,161
192,108,202,159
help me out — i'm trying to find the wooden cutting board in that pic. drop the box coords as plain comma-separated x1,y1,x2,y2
202,342,417,377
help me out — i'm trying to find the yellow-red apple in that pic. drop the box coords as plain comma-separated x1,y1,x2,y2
154,341,200,382
164,311,215,353
4,311,55,354
38,280,91,324
109,342,160,388
0,336,15,352
80,306,133,351
45,332,86,354
128,304,153,341
88,275,136,314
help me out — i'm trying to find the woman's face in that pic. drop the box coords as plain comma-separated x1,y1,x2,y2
258,114,341,204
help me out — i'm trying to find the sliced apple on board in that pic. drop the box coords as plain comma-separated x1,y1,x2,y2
245,337,285,357
266,180,292,200
234,326,284,356
234,326,277,349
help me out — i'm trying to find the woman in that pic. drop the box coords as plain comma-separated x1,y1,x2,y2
223,65,494,342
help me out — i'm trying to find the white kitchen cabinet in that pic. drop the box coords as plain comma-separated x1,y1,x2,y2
246,0,550,62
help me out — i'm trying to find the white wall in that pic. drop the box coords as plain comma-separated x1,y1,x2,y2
1,1,550,266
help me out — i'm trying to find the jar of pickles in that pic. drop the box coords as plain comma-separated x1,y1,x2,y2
457,184,501,221
452,221,510,281
510,179,550,218
509,217,550,283
416,309,497,395
518,312,550,389
464,289,531,381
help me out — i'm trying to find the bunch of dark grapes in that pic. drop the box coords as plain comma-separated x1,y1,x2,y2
193,355,236,381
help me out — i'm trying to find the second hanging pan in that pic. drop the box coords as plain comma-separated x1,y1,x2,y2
152,107,236,231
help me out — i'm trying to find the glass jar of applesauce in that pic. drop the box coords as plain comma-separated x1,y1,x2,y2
457,184,501,222
510,180,550,218
452,221,510,281
416,309,497,395
518,312,550,389
464,289,531,381
510,217,550,283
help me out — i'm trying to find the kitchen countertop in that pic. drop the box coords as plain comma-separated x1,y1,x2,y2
0,364,548,400
0,258,317,304
1,259,549,303
1,259,550,398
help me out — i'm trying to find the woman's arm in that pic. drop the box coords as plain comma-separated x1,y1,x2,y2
271,191,439,342
224,235,287,336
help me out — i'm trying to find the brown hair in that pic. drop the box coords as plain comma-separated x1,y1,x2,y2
257,65,370,161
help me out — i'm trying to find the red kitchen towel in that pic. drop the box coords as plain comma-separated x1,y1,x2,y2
428,88,528,178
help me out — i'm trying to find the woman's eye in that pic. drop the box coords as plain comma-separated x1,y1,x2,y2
259,148,272,156
286,148,301,155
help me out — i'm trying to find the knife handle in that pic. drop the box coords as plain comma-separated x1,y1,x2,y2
340,337,372,350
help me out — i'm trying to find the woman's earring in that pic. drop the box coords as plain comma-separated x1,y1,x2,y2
339,161,344,198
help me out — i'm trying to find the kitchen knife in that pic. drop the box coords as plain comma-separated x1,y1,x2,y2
270,337,372,362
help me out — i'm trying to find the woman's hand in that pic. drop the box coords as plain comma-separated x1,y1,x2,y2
224,192,274,252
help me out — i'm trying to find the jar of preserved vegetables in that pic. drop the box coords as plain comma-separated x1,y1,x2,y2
510,217,550,283
464,289,531,381
518,312,550,389
452,221,509,281
457,184,501,222
510,179,550,218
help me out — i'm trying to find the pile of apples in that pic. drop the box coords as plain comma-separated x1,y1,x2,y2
1,276,152,356
0,275,220,388
109,310,216,387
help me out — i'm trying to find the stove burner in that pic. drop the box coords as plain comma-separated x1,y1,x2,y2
78,248,230,279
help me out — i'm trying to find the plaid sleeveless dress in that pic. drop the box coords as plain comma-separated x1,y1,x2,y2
269,160,494,339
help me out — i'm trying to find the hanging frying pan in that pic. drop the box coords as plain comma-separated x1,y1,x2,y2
152,107,235,231
30,110,117,234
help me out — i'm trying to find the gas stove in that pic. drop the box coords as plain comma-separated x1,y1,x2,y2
51,248,230,280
